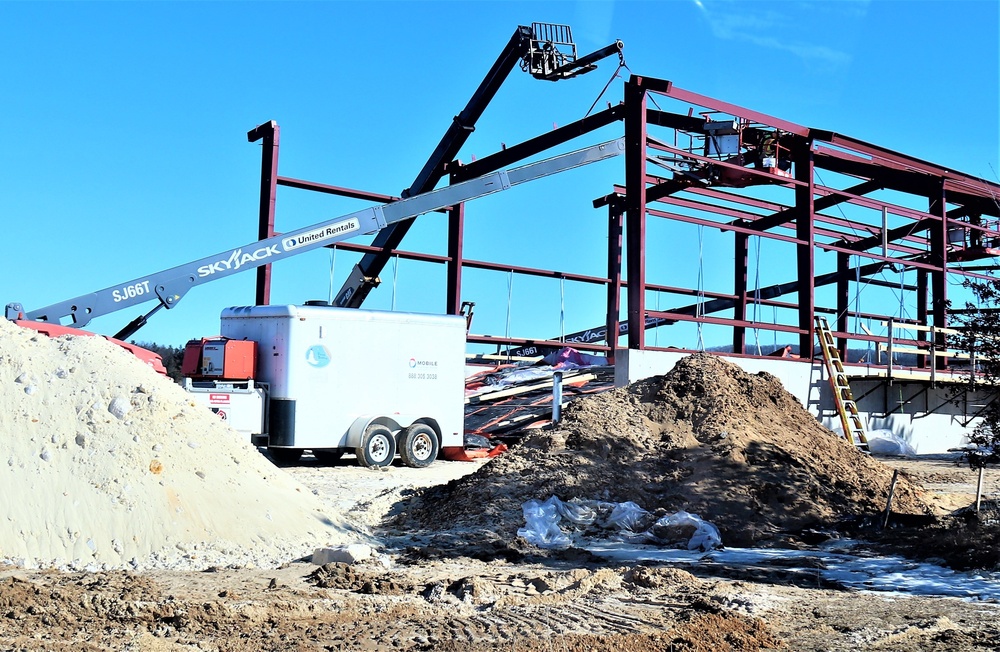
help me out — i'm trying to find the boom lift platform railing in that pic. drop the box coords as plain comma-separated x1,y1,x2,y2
6,138,624,340
526,23,623,81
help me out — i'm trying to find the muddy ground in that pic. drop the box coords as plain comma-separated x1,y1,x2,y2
2,453,1000,651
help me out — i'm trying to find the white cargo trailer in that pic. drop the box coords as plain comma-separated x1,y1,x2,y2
186,304,467,467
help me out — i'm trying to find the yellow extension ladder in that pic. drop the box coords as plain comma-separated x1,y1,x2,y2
815,316,870,451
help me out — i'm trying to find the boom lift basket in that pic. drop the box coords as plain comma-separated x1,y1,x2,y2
527,22,592,81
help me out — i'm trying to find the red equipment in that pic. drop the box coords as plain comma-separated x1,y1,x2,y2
14,320,168,376
181,338,257,380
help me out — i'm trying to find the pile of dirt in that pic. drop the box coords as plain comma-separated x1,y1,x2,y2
0,319,363,570
395,353,933,547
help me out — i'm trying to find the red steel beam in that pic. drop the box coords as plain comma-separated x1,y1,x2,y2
606,202,624,358
467,334,611,354
636,181,930,256
685,185,786,213
819,132,1000,198
930,180,949,369
446,202,464,316
734,231,749,354
330,241,613,286
648,310,807,336
248,121,280,305
646,206,807,245
795,140,816,357
625,76,649,349
657,83,811,138
646,137,809,189
276,176,449,214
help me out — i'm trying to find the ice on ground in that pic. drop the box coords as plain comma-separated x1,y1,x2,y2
588,542,1000,601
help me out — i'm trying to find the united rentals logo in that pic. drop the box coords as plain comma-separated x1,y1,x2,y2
283,218,361,251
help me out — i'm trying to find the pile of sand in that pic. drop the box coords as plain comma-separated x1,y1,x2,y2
0,319,362,571
396,353,933,547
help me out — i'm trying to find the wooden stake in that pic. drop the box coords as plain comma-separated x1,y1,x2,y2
976,466,985,514
882,469,899,529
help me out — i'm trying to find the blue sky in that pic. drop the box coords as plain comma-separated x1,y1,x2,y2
2,1,998,350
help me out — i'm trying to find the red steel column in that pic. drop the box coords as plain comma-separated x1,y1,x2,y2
733,232,748,354
248,121,280,306
624,77,648,349
446,202,465,316
795,138,816,358
929,179,949,369
836,251,851,360
606,200,624,363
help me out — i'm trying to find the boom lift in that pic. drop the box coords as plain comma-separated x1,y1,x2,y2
7,139,622,468
6,23,625,467
9,22,623,339
329,22,624,310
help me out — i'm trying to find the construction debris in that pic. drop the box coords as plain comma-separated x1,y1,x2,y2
465,348,616,438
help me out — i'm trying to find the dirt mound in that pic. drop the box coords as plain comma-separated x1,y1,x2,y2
396,353,932,547
0,319,362,570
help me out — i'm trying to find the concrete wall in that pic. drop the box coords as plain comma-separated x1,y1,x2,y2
614,348,989,454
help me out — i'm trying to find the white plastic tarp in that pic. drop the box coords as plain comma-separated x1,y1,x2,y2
866,429,919,457
517,496,722,552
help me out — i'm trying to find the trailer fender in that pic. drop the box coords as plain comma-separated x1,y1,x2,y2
395,418,442,450
344,415,441,450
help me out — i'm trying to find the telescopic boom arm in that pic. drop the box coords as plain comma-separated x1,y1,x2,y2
7,139,624,339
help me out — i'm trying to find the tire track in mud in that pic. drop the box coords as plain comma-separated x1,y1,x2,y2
446,600,660,644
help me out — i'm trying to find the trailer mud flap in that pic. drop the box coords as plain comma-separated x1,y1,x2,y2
268,398,296,447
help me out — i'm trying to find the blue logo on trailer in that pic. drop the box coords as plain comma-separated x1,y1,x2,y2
306,345,331,368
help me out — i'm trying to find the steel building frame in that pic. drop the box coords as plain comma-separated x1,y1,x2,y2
249,72,1000,371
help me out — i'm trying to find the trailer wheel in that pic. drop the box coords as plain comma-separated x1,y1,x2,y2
356,424,396,468
267,447,302,465
312,449,344,465
399,424,439,468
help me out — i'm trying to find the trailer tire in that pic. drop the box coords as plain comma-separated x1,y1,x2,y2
267,447,302,465
356,424,396,468
313,449,344,465
399,424,439,468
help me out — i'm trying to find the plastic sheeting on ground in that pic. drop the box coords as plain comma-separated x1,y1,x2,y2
516,496,722,552
866,429,919,457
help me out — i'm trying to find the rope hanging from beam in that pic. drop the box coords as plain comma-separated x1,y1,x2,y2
697,225,706,352
559,277,565,343
752,235,762,356
505,270,514,361
328,249,337,305
391,255,399,311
